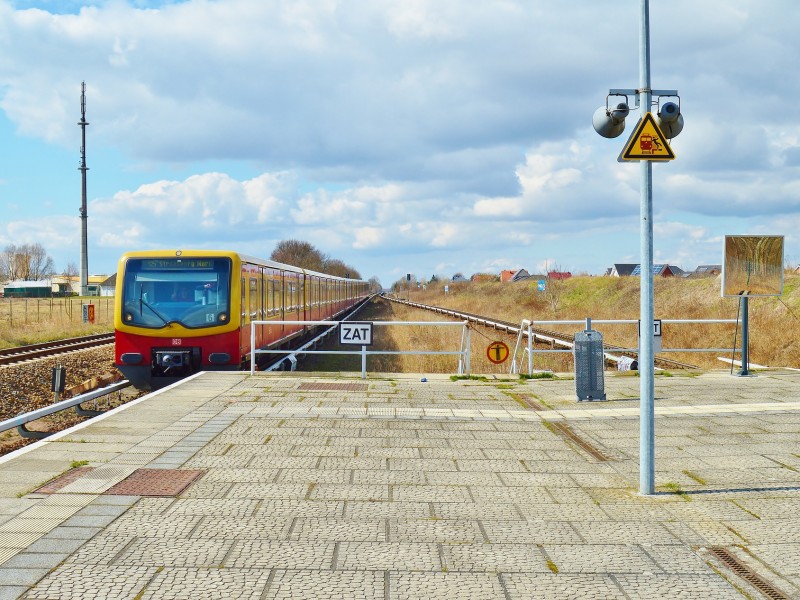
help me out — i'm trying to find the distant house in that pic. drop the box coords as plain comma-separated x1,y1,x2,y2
499,270,516,283
500,269,530,283
630,264,682,278
51,275,76,296
100,274,117,297
547,271,572,281
608,263,638,277
450,273,468,283
50,275,108,296
470,273,497,282
692,265,722,277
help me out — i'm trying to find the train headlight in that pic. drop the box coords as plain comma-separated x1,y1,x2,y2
218,313,228,322
124,313,133,322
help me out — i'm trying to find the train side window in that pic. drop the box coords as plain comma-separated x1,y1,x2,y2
250,277,258,320
241,277,247,323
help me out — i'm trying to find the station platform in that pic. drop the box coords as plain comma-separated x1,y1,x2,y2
1,369,800,599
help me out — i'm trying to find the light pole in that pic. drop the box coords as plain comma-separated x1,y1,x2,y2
592,0,683,496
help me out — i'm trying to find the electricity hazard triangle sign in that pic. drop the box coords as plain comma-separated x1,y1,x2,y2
618,112,675,162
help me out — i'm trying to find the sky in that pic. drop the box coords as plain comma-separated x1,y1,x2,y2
1,0,799,288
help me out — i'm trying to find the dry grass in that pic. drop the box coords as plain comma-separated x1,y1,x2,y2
409,273,800,370
0,297,114,348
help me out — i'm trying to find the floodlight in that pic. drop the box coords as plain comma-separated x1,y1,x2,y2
656,101,684,138
592,102,630,138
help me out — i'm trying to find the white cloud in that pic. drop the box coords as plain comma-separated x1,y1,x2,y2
90,172,291,246
1,0,799,285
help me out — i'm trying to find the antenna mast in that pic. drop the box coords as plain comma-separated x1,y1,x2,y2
78,82,89,297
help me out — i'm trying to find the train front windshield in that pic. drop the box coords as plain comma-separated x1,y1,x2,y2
121,257,232,329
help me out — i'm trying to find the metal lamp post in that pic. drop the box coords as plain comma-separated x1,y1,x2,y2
592,0,683,495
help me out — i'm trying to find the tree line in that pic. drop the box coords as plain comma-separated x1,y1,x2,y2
0,243,58,282
270,239,381,291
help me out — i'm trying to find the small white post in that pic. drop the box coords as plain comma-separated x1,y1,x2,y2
527,321,533,375
465,323,472,377
361,345,367,379
250,322,256,375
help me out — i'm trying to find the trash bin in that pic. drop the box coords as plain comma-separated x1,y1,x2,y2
574,329,606,401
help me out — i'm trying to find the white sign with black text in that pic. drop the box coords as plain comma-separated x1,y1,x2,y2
339,322,373,346
638,319,662,353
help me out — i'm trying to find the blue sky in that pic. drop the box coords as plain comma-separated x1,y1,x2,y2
1,0,799,287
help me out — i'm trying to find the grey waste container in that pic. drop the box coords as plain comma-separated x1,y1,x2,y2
574,329,606,401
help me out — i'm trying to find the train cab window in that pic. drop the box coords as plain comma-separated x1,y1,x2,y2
120,256,231,329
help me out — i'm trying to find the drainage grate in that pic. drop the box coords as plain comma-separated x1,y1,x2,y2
547,422,610,462
298,382,368,392
706,546,790,600
103,469,205,497
34,467,95,494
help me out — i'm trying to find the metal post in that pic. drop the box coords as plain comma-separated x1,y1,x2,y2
465,325,471,376
738,295,750,376
527,321,533,374
78,82,90,298
250,323,256,375
585,317,592,332
361,345,367,379
639,0,656,496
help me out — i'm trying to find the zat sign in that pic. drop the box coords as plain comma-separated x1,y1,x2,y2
340,322,373,346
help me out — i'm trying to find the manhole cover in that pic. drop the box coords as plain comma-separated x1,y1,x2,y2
34,466,95,494
104,469,205,497
298,382,368,392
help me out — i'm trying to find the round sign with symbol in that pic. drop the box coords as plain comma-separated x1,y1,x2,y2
486,341,510,364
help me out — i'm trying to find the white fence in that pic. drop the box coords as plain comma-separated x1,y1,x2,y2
510,317,740,374
250,320,471,378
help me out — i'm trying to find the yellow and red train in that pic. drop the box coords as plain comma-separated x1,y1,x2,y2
114,250,369,389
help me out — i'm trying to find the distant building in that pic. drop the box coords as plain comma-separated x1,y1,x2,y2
100,274,117,297
3,280,53,298
451,273,468,282
691,265,722,277
607,263,638,277
547,271,572,281
630,264,683,278
51,275,108,296
500,269,530,283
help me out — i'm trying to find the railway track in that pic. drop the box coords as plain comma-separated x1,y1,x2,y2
0,333,115,366
386,296,700,370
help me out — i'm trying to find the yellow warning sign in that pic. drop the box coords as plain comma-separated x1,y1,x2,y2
618,112,675,162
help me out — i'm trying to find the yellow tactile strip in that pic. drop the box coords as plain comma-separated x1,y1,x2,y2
104,469,206,497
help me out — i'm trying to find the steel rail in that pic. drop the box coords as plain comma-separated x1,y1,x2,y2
0,333,115,366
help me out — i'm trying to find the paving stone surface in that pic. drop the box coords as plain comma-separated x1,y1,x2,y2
0,370,799,598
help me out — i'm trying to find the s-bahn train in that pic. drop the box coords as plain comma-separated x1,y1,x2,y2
114,250,370,389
